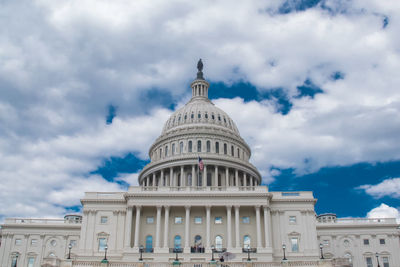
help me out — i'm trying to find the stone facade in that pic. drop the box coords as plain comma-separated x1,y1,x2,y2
0,65,399,267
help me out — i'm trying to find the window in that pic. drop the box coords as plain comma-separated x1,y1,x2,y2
289,216,297,224
48,252,56,257
194,235,202,246
290,237,299,252
344,253,352,263
205,113,208,119
31,239,38,246
180,142,183,153
145,235,153,252
243,235,251,248
366,257,373,267
231,145,234,156
172,143,175,155
15,239,22,245
323,240,330,246
343,239,350,247
212,114,215,120
383,256,389,267
215,217,222,224
218,115,221,121
215,235,223,250
70,240,77,247
197,173,203,186
198,113,201,119
175,217,183,224
159,148,162,159
100,216,108,224
50,240,57,247
191,113,194,119
363,239,369,245
206,141,211,152
207,173,212,186
224,143,227,154
194,217,202,224
165,146,168,156
380,238,386,245
215,142,219,153
242,216,250,224
197,140,201,152
98,238,107,251
184,114,187,120
188,141,192,152
174,235,181,249
188,174,192,187
11,255,17,267
146,216,154,224
27,257,35,267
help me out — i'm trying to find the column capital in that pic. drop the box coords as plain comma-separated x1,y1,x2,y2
263,206,270,211
156,205,162,210
164,205,170,211
255,205,261,210
205,205,212,211
126,206,134,211
135,205,142,210
234,205,240,210
226,205,233,210
185,205,191,210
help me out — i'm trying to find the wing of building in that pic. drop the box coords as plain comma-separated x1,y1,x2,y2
1,61,399,267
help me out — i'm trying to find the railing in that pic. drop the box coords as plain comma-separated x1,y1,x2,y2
191,246,205,253
242,248,257,253
4,218,81,224
317,217,397,224
136,186,264,192
169,248,184,253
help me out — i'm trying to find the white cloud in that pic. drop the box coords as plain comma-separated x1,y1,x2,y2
367,203,400,222
358,178,400,199
1,0,400,219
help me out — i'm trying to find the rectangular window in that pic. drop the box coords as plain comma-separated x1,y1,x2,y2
323,240,330,246
290,237,299,252
215,142,219,153
215,217,222,224
175,217,183,224
289,216,297,224
194,217,202,224
383,257,389,267
98,238,107,251
100,216,108,224
146,216,154,224
31,239,38,246
15,239,22,245
27,257,35,267
380,238,386,245
242,216,250,224
363,239,369,245
366,257,373,267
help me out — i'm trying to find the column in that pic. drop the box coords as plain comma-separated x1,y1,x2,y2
235,206,240,248
146,176,150,187
133,206,141,247
0,234,8,266
170,168,174,187
215,165,219,186
155,206,162,248
255,206,262,248
191,165,195,187
206,206,211,248
153,173,156,186
225,167,229,187
203,165,207,187
185,206,191,250
263,207,272,247
244,173,247,187
226,206,232,249
235,169,239,187
181,166,185,187
161,169,164,186
163,206,170,248
124,207,133,248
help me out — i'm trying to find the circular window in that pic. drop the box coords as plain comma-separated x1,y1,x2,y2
343,239,350,247
50,240,57,247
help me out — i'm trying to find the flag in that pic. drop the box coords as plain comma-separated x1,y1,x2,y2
198,157,204,171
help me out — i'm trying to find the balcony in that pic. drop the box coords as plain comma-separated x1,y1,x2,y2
242,247,257,253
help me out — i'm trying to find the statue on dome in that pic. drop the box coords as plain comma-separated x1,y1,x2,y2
197,59,204,79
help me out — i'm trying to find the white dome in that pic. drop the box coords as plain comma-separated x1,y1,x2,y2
161,97,240,136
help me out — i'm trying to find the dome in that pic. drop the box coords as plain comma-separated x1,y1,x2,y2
161,97,240,136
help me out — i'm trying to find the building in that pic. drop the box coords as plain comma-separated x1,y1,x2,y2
1,61,399,267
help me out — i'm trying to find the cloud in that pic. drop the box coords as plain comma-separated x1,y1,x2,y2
367,203,400,222
1,0,400,220
358,178,400,199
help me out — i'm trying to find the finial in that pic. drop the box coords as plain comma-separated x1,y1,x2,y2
197,59,204,79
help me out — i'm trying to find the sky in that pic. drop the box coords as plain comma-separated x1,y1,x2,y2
1,0,400,222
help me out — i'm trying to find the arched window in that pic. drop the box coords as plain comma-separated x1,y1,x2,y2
215,235,223,250
212,113,215,120
191,113,194,119
184,114,187,121
218,115,221,121
198,113,201,119
206,141,211,152
159,148,162,159
197,140,202,152
180,142,184,153
194,235,202,246
224,143,227,155
205,113,208,119
188,141,192,152
146,235,153,252
165,146,168,157
207,173,212,186
188,174,192,187
231,145,234,156
344,253,352,263
215,142,219,153
172,143,175,155
243,235,251,248
174,235,182,249
237,148,240,158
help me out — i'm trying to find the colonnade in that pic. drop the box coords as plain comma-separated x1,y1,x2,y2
124,205,272,252
141,164,259,188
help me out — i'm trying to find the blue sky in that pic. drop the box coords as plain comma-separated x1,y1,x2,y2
0,0,400,221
